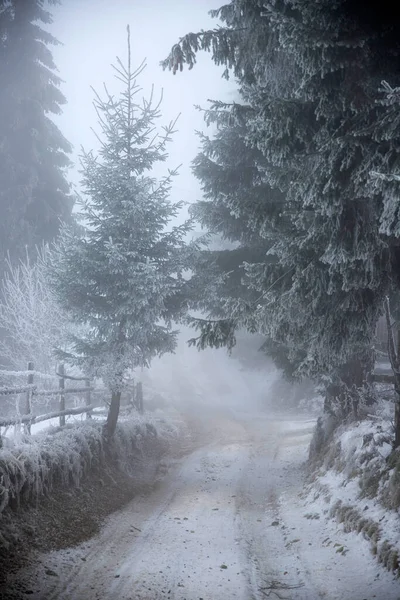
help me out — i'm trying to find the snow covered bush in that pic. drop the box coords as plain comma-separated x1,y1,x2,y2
0,412,176,534
0,246,70,373
0,421,105,515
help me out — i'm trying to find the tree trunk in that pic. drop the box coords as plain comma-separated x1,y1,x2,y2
104,319,127,438
106,391,121,438
340,356,365,419
324,353,373,420
384,297,400,449
392,342,400,449
394,402,400,449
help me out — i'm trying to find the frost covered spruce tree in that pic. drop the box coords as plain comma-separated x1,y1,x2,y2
186,99,287,355
49,27,194,437
163,1,335,381
163,0,400,425
0,0,72,279
191,100,304,378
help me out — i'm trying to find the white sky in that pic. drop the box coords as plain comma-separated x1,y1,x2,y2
48,0,235,220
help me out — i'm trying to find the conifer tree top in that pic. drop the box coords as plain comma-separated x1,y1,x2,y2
49,26,195,392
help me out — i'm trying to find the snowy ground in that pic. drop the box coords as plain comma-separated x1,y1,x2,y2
5,406,400,600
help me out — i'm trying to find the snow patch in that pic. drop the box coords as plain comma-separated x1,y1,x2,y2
307,414,400,577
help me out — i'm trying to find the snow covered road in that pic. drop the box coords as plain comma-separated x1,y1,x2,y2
9,409,400,599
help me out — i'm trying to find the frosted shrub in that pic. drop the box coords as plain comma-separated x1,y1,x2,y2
0,415,166,521
0,247,71,373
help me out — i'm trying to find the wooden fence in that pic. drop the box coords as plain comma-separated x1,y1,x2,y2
0,362,94,435
0,364,145,442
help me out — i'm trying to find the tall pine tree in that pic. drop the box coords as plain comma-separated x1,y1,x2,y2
0,0,72,280
49,27,195,437
163,0,400,427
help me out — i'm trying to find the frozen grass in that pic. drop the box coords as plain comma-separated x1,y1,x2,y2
307,397,400,577
0,411,182,530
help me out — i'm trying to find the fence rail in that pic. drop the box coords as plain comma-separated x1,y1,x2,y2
33,386,94,397
54,371,90,382
0,404,97,428
0,384,36,396
0,362,93,432
0,363,144,441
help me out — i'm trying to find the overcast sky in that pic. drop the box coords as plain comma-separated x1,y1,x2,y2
48,0,235,220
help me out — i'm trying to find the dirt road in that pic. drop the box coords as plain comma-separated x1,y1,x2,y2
6,409,400,600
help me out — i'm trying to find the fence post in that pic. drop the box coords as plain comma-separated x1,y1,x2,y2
137,381,143,414
58,363,65,426
24,361,34,435
85,377,91,419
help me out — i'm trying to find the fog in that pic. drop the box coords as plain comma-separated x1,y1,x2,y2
140,327,275,412
138,326,320,417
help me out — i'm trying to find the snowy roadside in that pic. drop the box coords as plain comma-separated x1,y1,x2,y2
302,407,400,581
0,406,192,594
0,407,187,507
